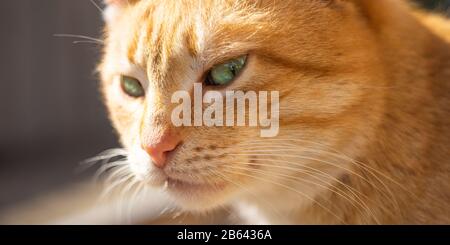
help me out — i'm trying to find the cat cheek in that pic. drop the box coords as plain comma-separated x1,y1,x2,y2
103,0,138,23
103,5,121,24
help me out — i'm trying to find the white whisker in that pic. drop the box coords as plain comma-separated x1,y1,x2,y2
210,168,285,222
221,167,347,224
89,0,104,13
53,34,104,44
73,40,103,45
233,138,405,212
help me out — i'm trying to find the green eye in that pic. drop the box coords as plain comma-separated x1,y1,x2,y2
206,55,247,86
121,75,145,98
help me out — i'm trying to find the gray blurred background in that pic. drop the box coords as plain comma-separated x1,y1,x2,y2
0,0,449,214
0,0,117,212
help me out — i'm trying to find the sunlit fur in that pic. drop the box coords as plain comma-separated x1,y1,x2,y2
98,0,450,224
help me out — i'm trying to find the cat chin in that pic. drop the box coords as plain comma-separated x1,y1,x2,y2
165,179,236,212
137,169,235,211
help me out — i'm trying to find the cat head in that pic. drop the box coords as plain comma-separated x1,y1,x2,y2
99,0,387,212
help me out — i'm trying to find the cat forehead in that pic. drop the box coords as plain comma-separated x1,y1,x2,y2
107,1,272,70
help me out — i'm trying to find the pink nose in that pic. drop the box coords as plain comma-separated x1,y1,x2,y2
142,131,182,169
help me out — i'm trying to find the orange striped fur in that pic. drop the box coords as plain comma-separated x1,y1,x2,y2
99,0,450,224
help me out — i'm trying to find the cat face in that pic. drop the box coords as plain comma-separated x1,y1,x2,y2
99,0,386,212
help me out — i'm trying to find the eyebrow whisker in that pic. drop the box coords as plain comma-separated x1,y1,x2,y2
89,0,104,13
53,34,104,44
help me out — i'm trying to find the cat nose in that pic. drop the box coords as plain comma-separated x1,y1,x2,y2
142,131,182,169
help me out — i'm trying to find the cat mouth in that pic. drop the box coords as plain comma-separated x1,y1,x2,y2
145,164,222,193
165,177,226,194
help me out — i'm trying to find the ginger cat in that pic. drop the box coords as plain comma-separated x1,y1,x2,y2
98,0,450,224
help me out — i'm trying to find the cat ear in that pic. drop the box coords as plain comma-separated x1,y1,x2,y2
103,0,139,23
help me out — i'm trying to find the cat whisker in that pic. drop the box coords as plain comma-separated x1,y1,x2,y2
125,181,146,224
228,152,365,181
208,168,285,223
89,0,104,13
235,138,405,212
221,167,347,224
116,177,141,224
53,34,104,44
81,148,127,170
224,162,375,223
227,142,399,216
104,165,132,186
229,149,399,214
100,173,133,202
72,40,104,45
94,160,129,182
250,136,409,195
230,156,365,199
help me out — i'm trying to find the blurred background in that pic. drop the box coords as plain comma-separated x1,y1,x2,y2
0,0,117,214
0,0,449,219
